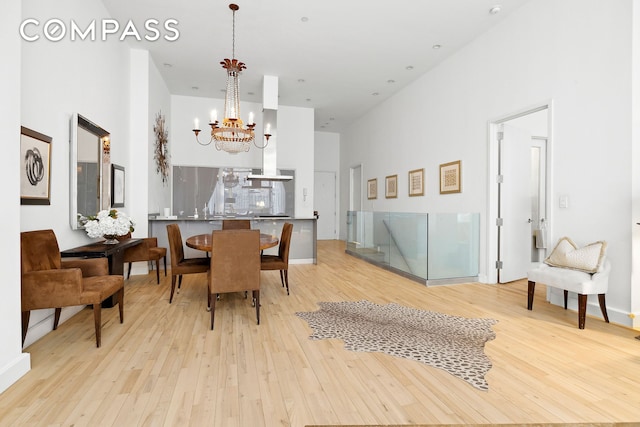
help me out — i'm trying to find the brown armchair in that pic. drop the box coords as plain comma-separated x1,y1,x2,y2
222,219,251,230
166,224,209,303
123,236,167,284
208,229,261,330
260,222,293,295
20,229,124,348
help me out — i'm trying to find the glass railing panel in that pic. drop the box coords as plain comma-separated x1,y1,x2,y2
386,212,428,280
427,213,480,280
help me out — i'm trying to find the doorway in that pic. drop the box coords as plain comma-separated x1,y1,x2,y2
487,104,552,284
314,171,337,240
348,164,363,246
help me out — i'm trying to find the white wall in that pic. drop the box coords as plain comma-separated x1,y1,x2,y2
340,0,636,326
170,95,315,217
19,0,133,346
0,0,31,394
147,56,172,216
631,0,640,329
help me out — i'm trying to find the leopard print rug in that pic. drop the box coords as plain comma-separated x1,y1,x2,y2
296,300,497,390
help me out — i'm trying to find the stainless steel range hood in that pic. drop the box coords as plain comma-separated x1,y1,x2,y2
247,76,293,182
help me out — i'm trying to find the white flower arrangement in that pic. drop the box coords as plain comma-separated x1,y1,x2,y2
83,209,135,239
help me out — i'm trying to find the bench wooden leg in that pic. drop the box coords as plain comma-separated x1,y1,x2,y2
527,281,535,310
598,293,609,323
577,294,587,329
563,290,569,309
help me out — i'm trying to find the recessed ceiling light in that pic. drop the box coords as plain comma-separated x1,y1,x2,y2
247,91,254,95
372,92,379,96
220,89,226,92
329,117,335,121
489,5,501,15
306,98,312,102
163,63,173,68
192,86,199,90
387,79,395,84
298,79,305,83
406,65,414,70
432,44,441,49
301,17,309,22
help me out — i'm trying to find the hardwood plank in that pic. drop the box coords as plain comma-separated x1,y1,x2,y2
1,240,639,427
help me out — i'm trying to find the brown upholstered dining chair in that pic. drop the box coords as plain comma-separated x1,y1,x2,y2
260,222,293,295
166,224,209,303
222,219,251,230
208,229,261,330
20,229,124,348
122,234,167,284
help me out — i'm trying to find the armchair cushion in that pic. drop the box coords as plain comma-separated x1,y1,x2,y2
544,236,607,273
528,257,610,295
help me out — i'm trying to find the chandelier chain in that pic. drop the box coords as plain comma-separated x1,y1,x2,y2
231,7,236,59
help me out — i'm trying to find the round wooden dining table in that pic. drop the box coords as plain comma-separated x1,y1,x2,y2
186,232,279,252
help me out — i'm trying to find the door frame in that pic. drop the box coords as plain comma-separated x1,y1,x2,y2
486,101,554,284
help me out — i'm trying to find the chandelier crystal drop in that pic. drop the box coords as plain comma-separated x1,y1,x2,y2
192,3,265,154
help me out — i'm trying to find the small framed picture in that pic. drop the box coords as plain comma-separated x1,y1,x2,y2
385,174,398,198
440,160,461,194
367,178,377,200
111,164,125,207
408,168,424,197
20,126,52,205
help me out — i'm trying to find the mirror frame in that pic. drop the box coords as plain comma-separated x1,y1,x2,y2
69,113,110,229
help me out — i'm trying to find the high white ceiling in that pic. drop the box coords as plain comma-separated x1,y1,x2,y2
102,0,531,132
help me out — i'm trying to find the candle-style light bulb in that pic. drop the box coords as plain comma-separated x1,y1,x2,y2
248,112,254,124
210,110,217,123
194,118,199,130
265,123,271,134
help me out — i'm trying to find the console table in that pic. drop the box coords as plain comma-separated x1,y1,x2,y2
61,238,141,307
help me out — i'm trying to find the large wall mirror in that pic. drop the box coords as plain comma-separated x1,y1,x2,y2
69,113,111,229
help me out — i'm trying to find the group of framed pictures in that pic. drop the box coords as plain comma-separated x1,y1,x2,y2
20,125,126,207
367,160,461,200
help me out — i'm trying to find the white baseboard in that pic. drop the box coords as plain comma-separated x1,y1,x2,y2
548,291,633,328
0,353,30,394
22,305,84,348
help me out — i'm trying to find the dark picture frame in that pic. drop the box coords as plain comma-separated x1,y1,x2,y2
20,126,52,205
111,164,125,207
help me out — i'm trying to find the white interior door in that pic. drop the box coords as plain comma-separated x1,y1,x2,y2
314,171,336,240
499,124,534,283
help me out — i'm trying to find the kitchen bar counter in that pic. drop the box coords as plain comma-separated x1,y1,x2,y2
148,216,316,266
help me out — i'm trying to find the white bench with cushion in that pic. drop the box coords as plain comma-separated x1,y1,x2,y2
526,237,610,329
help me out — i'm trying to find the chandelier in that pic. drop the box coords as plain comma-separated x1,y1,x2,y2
192,4,268,153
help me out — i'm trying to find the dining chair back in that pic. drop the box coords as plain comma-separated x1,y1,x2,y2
21,229,124,347
166,224,209,303
208,229,261,330
222,219,251,230
260,222,293,295
121,233,167,284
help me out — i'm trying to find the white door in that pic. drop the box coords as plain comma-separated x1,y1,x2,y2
314,171,337,240
498,124,534,283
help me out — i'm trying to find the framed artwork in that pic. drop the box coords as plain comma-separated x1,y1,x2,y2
367,178,377,200
20,126,52,205
111,164,125,207
408,168,424,197
440,160,461,194
385,174,398,198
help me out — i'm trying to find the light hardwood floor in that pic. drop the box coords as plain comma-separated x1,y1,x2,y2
1,240,639,427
